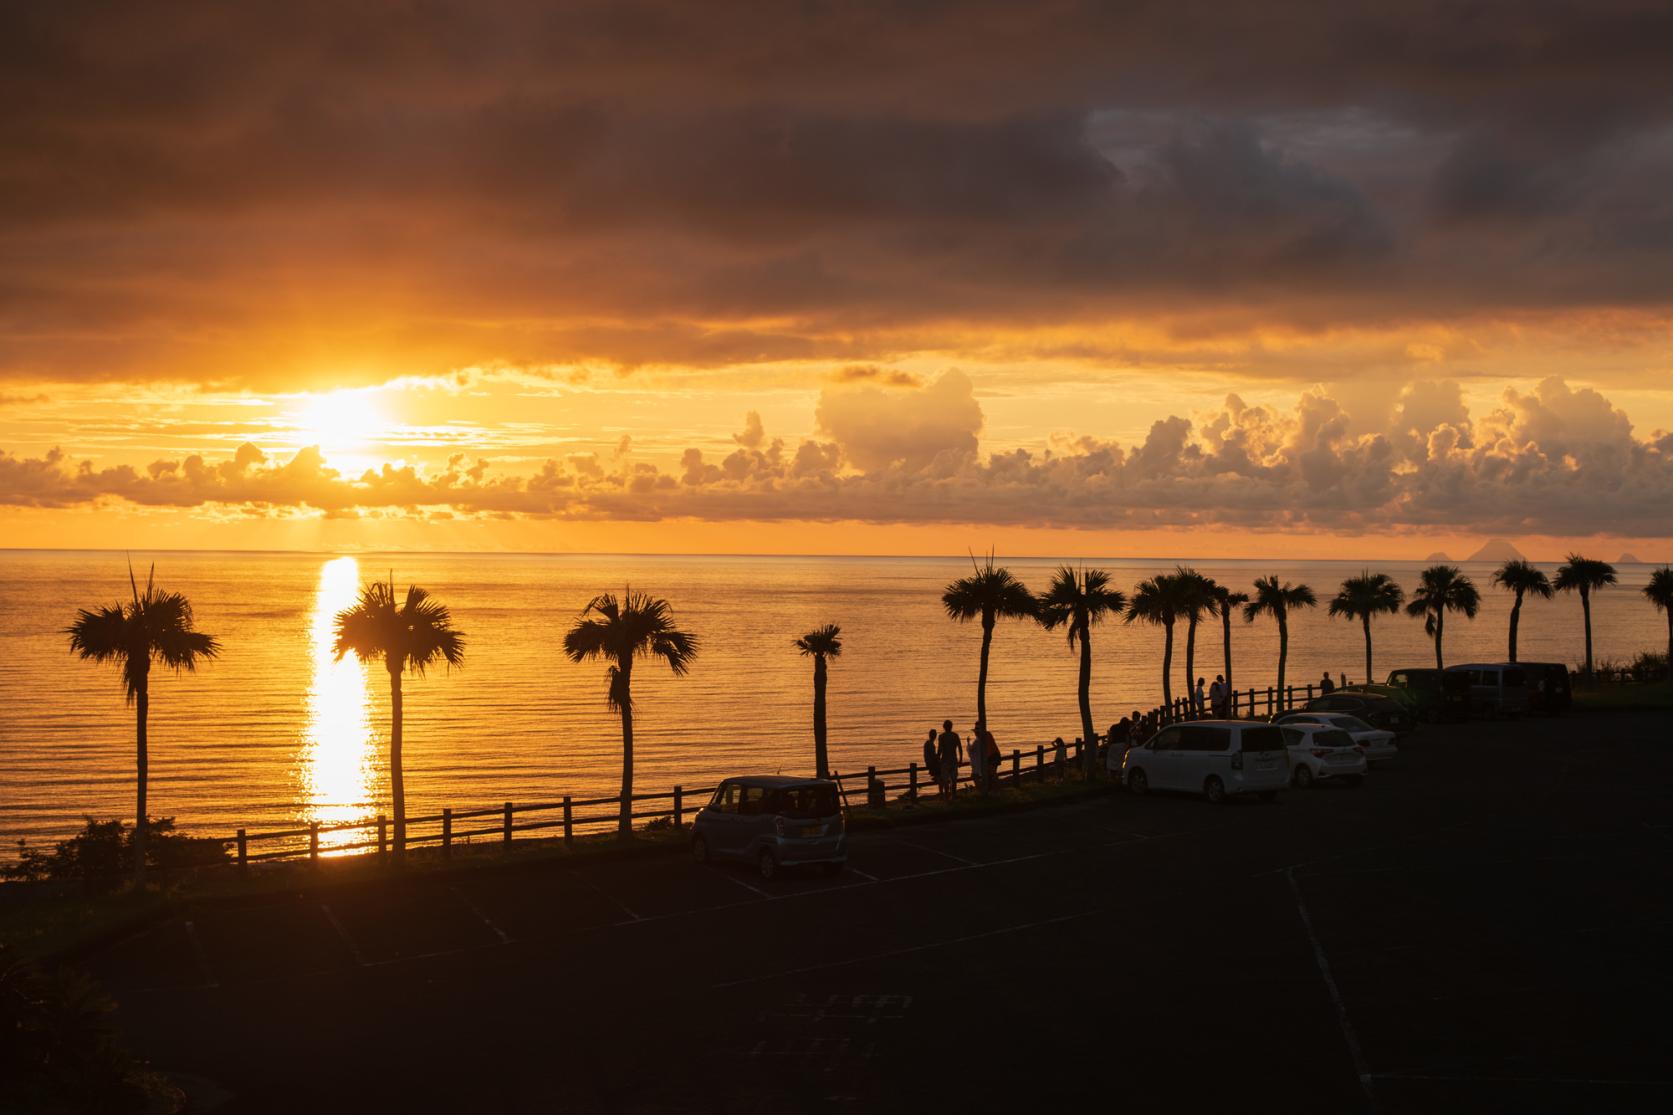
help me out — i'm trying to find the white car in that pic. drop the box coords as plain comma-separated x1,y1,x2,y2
1278,712,1398,765
1279,723,1367,788
1122,721,1289,803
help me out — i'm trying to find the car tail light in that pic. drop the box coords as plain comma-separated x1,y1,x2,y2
1230,752,1243,770
774,816,786,837
1311,749,1332,758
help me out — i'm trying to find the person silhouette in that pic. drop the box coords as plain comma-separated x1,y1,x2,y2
1320,671,1336,695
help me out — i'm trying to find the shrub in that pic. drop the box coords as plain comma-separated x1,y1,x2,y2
4,816,226,885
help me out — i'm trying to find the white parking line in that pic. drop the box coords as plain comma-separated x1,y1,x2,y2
182,920,218,988
567,867,643,921
712,910,1094,989
319,904,365,967
843,865,879,882
709,867,772,898
450,886,512,945
889,837,978,866
1286,868,1373,1102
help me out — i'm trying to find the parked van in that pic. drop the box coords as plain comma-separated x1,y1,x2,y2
1122,720,1288,803
1519,662,1572,713
1376,668,1472,721
1444,663,1530,717
691,776,846,879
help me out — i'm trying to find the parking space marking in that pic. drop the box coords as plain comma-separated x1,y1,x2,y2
1286,867,1373,1102
888,837,978,866
449,886,512,945
567,867,643,922
712,909,1094,989
844,865,879,882
182,919,218,988
709,867,772,898
319,904,366,967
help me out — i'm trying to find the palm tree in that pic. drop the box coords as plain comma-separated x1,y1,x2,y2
334,578,466,857
1644,567,1673,687
1490,560,1552,663
1174,568,1218,709
1243,576,1317,702
795,625,843,779
1328,572,1404,683
1405,565,1480,671
1212,584,1250,697
1035,567,1127,772
1554,554,1618,682
941,553,1036,728
563,590,699,836
1126,573,1188,707
67,563,220,880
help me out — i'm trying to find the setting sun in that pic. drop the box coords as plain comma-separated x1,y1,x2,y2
289,389,386,458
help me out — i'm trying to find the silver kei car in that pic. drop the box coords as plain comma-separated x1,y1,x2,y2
690,776,847,879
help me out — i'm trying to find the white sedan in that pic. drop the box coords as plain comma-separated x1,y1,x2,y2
1279,723,1367,788
1278,711,1398,765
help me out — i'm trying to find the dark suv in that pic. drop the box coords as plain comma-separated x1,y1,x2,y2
1298,691,1416,736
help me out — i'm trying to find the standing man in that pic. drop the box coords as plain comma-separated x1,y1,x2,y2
936,719,963,799
974,721,1000,793
1193,676,1207,717
1320,671,1336,695
1209,674,1227,717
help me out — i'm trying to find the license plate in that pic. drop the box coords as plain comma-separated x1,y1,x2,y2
1255,757,1274,768
801,825,824,838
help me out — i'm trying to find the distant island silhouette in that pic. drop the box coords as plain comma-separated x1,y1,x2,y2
1424,551,1453,562
1466,538,1527,562
1617,552,1643,564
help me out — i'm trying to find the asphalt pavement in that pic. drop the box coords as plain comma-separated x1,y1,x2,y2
84,709,1673,1113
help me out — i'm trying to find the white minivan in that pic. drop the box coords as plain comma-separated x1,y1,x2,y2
1122,720,1289,802
1445,663,1531,717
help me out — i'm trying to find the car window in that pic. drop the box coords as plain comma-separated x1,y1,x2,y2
775,785,839,818
1388,672,1407,687
1239,726,1285,752
1316,729,1356,748
1180,726,1231,752
1282,727,1305,746
738,785,768,815
1149,727,1181,751
1336,715,1371,731
709,783,736,813
1504,668,1526,687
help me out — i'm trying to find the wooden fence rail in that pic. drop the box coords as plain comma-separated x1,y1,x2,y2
221,682,1325,868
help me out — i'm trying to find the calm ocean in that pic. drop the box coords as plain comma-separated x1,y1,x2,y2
1,550,1663,850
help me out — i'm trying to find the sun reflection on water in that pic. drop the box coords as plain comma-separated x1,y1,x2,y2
299,556,378,852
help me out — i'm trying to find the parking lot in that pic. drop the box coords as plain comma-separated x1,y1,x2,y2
88,709,1673,1113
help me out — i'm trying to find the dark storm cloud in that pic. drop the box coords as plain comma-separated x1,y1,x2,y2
5,1,1673,382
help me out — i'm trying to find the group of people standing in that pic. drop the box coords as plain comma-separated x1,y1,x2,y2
920,719,1002,798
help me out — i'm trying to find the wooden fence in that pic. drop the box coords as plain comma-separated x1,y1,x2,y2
221,682,1329,868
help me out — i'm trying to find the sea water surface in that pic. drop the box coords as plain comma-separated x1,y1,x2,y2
1,550,1664,850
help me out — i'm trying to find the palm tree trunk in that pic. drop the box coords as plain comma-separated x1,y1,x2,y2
134,674,149,882
1665,611,1672,688
1581,589,1594,681
1433,609,1445,671
388,663,406,857
812,655,829,779
1161,621,1174,708
618,659,635,837
976,611,994,727
1184,618,1198,711
1077,619,1094,773
1508,592,1522,662
1362,614,1373,684
1222,609,1234,692
1276,612,1288,701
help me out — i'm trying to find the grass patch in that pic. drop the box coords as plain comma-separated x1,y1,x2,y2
0,885,173,962
1574,685,1673,711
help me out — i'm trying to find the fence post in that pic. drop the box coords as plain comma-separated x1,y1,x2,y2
442,808,453,859
503,802,513,844
1036,744,1045,779
1267,686,1275,716
235,828,247,871
309,821,319,863
1011,748,1021,784
674,785,684,829
1074,737,1083,766
1286,685,1294,711
562,796,573,847
866,765,882,809
377,814,387,857
1306,683,1314,702
908,762,918,802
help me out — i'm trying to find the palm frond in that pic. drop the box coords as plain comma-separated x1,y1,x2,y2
795,624,843,658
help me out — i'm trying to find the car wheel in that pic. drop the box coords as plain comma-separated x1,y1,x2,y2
1204,776,1226,804
758,849,778,880
691,835,710,864
1128,768,1149,796
1293,765,1314,789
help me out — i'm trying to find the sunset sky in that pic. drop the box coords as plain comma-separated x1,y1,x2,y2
4,1,1672,558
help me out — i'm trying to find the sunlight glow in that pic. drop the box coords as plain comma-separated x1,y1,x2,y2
297,556,378,852
290,389,385,455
